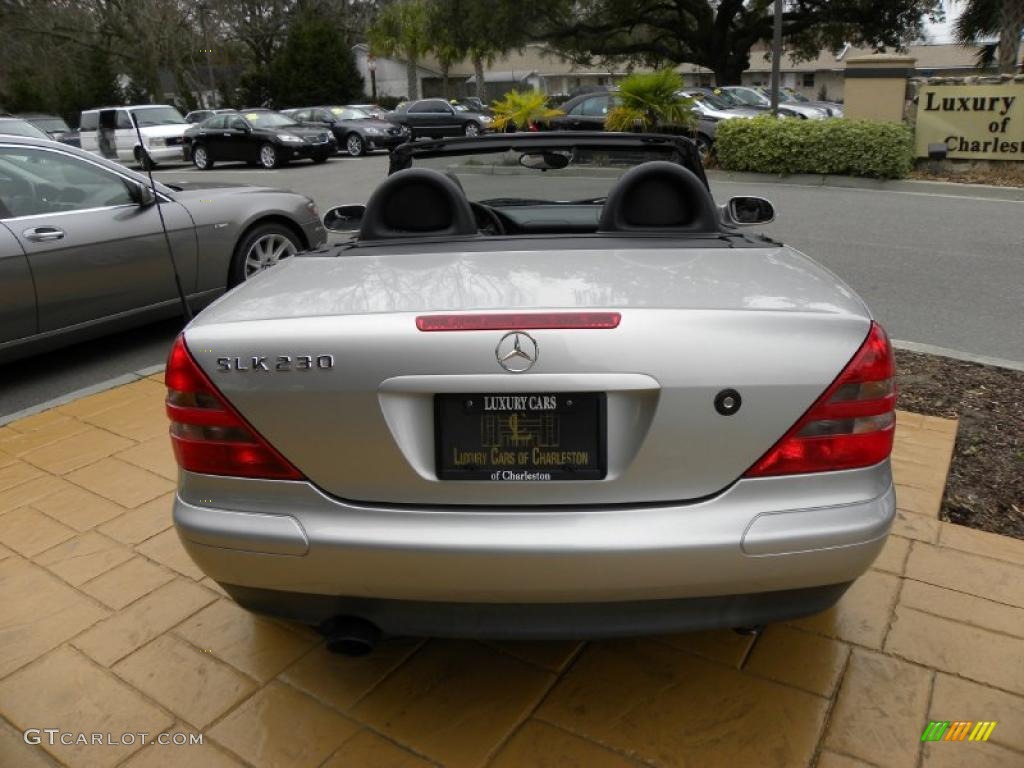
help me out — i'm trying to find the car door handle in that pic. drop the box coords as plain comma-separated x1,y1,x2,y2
23,226,65,242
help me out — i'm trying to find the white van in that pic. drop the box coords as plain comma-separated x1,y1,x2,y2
79,105,190,169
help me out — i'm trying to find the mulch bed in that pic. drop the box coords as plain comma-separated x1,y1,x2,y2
896,349,1024,540
910,165,1024,188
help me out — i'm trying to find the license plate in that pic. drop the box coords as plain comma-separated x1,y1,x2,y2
435,392,606,481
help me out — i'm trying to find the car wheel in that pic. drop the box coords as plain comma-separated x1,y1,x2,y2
695,134,713,162
345,133,365,157
463,121,481,137
258,143,280,169
192,145,213,170
230,223,302,286
134,147,155,171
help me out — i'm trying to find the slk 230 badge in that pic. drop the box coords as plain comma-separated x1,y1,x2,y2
216,355,334,372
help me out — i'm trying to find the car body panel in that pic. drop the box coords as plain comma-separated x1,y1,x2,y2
282,106,407,152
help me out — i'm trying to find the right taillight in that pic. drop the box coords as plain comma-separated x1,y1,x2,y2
165,335,303,480
745,321,896,477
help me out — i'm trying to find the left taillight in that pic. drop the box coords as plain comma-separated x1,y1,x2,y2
744,321,897,478
165,335,303,480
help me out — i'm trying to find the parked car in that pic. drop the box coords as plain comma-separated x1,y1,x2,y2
720,87,827,119
17,113,73,141
185,108,238,124
779,87,844,118
387,98,494,138
184,109,336,169
348,104,391,120
0,134,325,363
58,129,81,148
79,104,191,169
0,117,50,140
679,89,762,120
168,132,896,653
450,97,493,116
281,105,407,156
546,90,718,158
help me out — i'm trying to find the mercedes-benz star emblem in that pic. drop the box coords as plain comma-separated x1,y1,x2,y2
495,331,538,373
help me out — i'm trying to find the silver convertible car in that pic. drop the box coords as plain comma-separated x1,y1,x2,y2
168,133,896,654
0,135,325,363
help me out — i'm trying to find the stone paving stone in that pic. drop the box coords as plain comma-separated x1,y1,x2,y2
73,578,216,666
871,534,911,575
885,606,1024,695
893,484,945,518
938,522,1024,567
321,730,433,768
0,716,60,767
99,492,174,545
19,428,134,476
905,541,1024,609
174,599,319,683
743,625,849,698
898,579,1024,639
491,720,640,768
281,637,423,711
823,648,931,768
66,458,174,509
919,741,1023,768
58,386,153,420
814,751,875,768
135,527,206,581
0,460,44,492
0,474,74,515
483,639,583,672
0,506,75,557
0,419,91,457
34,531,134,587
788,570,901,649
353,640,555,768
0,646,173,768
537,638,828,767
79,557,176,611
113,634,257,729
120,725,247,768
115,437,177,481
31,485,126,532
209,681,357,768
0,558,107,678
930,673,1024,754
655,628,755,668
890,509,940,543
0,542,12,561
4,409,78,433
82,396,169,442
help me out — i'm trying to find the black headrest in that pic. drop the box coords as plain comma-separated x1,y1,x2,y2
359,168,477,240
598,161,719,233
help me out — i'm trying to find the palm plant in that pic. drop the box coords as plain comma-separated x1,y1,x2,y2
490,90,564,131
605,69,695,132
367,0,432,100
953,0,1023,73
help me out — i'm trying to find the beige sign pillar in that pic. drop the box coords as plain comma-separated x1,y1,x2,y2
843,55,916,122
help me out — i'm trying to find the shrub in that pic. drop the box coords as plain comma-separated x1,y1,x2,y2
714,116,914,179
605,69,695,132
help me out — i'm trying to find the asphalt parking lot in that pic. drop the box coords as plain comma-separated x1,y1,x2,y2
2,152,1022,418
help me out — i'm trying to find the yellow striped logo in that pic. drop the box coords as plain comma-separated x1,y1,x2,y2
921,721,997,742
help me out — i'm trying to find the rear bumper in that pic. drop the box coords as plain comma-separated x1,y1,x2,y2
174,462,895,632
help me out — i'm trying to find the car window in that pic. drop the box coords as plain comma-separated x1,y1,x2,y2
116,111,134,129
331,107,368,120
229,116,248,130
205,116,227,129
80,112,99,131
0,146,133,218
243,112,296,128
578,96,610,117
408,102,434,114
130,106,186,126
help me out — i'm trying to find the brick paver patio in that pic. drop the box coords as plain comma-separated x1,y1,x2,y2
1,379,1022,768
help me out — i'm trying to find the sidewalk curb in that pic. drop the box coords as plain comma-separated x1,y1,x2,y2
707,170,1024,201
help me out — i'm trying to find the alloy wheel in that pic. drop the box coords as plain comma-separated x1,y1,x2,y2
243,233,296,278
259,144,277,169
464,122,480,137
192,146,210,169
346,134,364,156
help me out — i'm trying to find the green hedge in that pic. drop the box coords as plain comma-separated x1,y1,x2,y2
714,116,914,179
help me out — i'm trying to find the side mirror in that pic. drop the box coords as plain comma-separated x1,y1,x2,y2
323,204,366,232
128,180,156,207
725,196,774,225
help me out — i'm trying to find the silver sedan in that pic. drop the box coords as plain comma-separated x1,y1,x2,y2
0,135,326,363
168,133,896,654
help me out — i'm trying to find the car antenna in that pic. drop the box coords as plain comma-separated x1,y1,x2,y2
131,114,192,322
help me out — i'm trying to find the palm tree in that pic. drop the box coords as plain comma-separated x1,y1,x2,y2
491,90,564,131
367,0,432,100
604,70,695,132
953,0,1024,73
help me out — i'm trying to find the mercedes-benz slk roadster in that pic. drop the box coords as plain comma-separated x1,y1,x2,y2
167,133,896,654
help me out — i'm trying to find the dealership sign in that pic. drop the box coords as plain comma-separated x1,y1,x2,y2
915,84,1024,160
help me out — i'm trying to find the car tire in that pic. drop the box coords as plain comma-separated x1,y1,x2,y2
463,121,481,137
134,147,156,171
229,222,302,286
258,143,280,169
345,133,365,157
192,145,213,170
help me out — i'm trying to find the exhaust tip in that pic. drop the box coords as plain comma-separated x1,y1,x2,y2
322,616,381,657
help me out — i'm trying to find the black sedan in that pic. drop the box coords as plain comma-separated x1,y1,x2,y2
282,105,407,156
184,110,336,169
387,99,494,138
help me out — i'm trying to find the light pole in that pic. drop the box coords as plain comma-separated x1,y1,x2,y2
770,0,782,116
